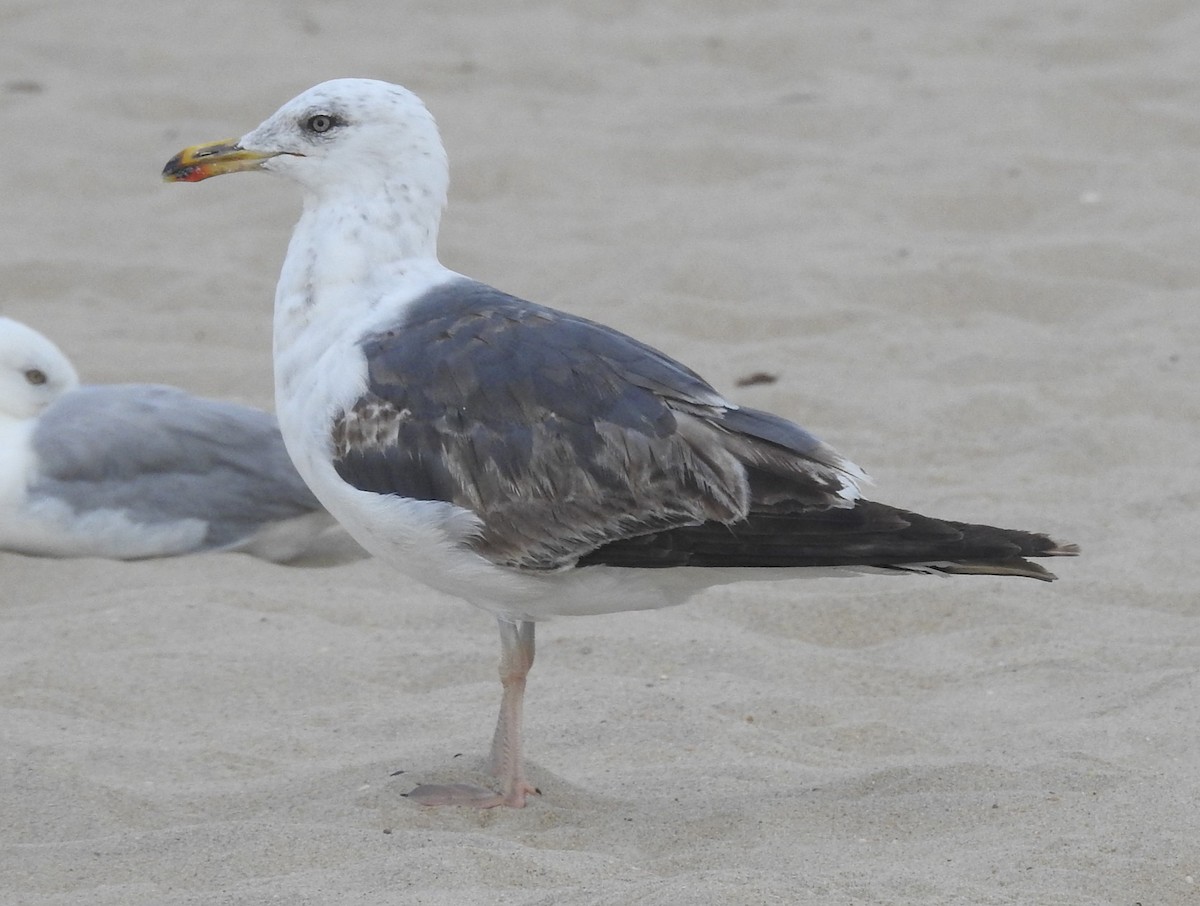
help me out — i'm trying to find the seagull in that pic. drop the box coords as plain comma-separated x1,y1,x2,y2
0,315,343,561
163,78,1078,808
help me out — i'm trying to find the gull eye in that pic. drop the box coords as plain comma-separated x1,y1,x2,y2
305,114,336,134
24,368,47,386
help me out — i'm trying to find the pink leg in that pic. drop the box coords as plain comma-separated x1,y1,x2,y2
407,619,540,808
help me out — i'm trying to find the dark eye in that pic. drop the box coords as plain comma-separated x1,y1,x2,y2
305,114,336,134
24,368,47,386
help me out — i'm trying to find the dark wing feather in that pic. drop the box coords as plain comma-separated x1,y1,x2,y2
579,498,1078,580
331,279,860,569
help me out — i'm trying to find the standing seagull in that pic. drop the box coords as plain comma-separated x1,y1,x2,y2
0,316,340,561
164,79,1077,808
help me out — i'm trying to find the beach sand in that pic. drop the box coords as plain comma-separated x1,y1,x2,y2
2,1,1197,903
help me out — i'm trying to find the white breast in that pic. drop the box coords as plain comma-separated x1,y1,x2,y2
0,417,35,510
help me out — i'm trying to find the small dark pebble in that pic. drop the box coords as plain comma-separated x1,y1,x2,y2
735,371,779,387
5,80,43,94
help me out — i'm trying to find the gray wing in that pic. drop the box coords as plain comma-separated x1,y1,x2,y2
31,384,322,549
331,279,862,570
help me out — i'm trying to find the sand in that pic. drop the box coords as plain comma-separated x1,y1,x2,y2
2,1,1197,903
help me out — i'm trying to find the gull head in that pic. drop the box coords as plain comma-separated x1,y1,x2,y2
0,318,80,421
162,78,449,204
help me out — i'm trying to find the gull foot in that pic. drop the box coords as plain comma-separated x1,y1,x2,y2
406,781,538,809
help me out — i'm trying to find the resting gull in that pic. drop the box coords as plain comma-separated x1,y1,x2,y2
163,78,1078,807
0,316,339,561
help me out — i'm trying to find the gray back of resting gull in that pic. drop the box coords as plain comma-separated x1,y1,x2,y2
164,78,1078,808
0,316,340,561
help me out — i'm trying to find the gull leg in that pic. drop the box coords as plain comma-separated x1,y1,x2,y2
486,619,539,804
406,618,539,808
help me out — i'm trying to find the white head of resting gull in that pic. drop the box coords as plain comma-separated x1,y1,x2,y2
164,78,1078,808
0,316,341,561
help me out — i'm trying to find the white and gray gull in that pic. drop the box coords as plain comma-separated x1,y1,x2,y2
0,316,339,561
163,78,1078,808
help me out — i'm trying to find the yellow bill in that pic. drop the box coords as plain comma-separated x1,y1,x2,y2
161,139,281,183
